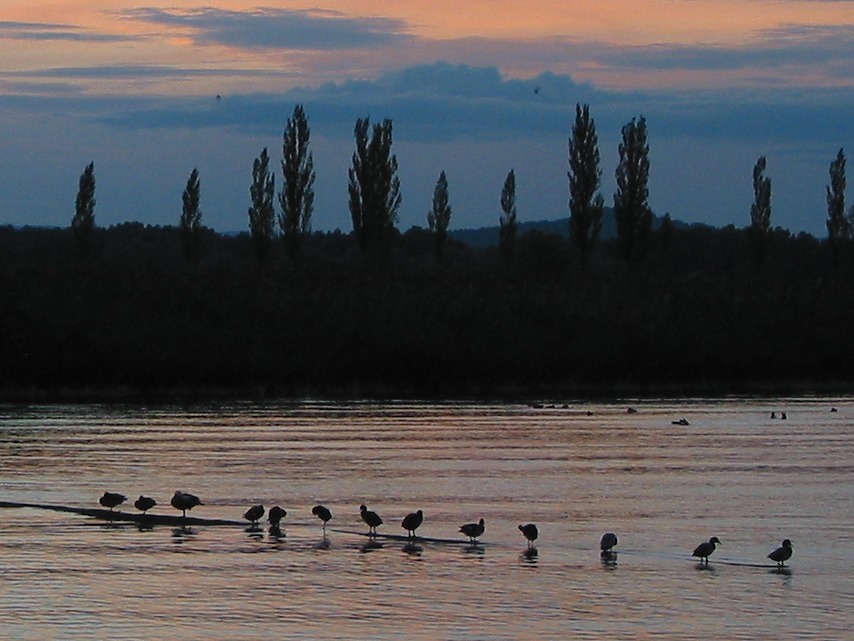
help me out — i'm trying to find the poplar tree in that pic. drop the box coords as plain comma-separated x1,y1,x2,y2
568,103,603,268
72,161,96,257
348,117,401,260
748,155,772,266
614,116,652,263
427,170,452,262
499,169,517,263
180,168,202,261
279,104,315,261
248,147,276,268
826,148,848,270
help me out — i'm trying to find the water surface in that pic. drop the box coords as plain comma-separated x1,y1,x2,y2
1,399,852,640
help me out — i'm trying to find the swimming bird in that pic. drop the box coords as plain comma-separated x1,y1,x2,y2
312,504,332,531
768,539,793,567
268,505,286,527
692,536,721,564
459,518,485,543
99,492,127,511
244,504,265,525
401,509,424,539
134,495,156,514
170,491,202,517
519,523,538,548
600,532,618,553
360,504,383,535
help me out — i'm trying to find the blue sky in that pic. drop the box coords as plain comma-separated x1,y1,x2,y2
0,2,852,236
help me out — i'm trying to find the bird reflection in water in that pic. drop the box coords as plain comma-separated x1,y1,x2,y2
520,547,538,563
359,539,384,553
402,541,423,556
315,535,331,550
171,525,196,541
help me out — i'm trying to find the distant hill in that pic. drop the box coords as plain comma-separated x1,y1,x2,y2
450,209,694,248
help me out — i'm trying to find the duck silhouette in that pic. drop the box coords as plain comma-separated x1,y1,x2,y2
459,518,485,543
133,495,156,514
360,504,383,535
692,536,721,565
99,492,127,511
401,509,423,539
170,491,202,518
768,539,793,567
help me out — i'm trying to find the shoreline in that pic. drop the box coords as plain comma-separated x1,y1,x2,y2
2,379,852,405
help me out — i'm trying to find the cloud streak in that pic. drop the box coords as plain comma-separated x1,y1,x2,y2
119,6,413,50
0,20,130,42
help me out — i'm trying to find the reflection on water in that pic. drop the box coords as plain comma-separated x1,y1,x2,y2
1,398,853,640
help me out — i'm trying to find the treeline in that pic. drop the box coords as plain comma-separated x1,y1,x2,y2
1,217,853,400
2,103,854,400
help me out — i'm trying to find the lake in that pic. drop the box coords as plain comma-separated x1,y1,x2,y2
1,398,852,640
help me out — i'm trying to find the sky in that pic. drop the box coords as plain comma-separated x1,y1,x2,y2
0,1,852,236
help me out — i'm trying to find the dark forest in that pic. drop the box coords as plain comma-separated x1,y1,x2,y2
2,217,853,401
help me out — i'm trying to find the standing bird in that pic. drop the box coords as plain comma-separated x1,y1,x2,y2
401,510,424,539
312,505,332,532
170,491,202,518
134,495,157,514
519,523,539,548
459,518,486,543
268,505,287,527
600,532,618,554
244,504,265,526
768,539,793,567
692,536,721,565
99,492,127,511
360,504,383,536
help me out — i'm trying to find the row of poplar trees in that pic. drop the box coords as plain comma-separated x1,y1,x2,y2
69,103,853,271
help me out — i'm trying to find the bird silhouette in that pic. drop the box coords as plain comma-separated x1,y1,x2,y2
133,495,156,514
170,491,202,518
401,510,423,539
692,536,721,565
600,532,618,554
244,504,265,525
312,505,332,531
768,539,793,567
360,504,383,535
459,518,486,543
99,492,127,511
519,523,538,548
268,505,286,527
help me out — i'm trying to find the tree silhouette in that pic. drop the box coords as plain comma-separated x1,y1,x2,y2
180,168,202,261
279,104,315,261
348,117,401,260
71,161,96,258
568,104,603,269
826,148,848,271
499,169,517,263
248,147,276,268
614,116,651,263
427,170,452,262
749,155,772,266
